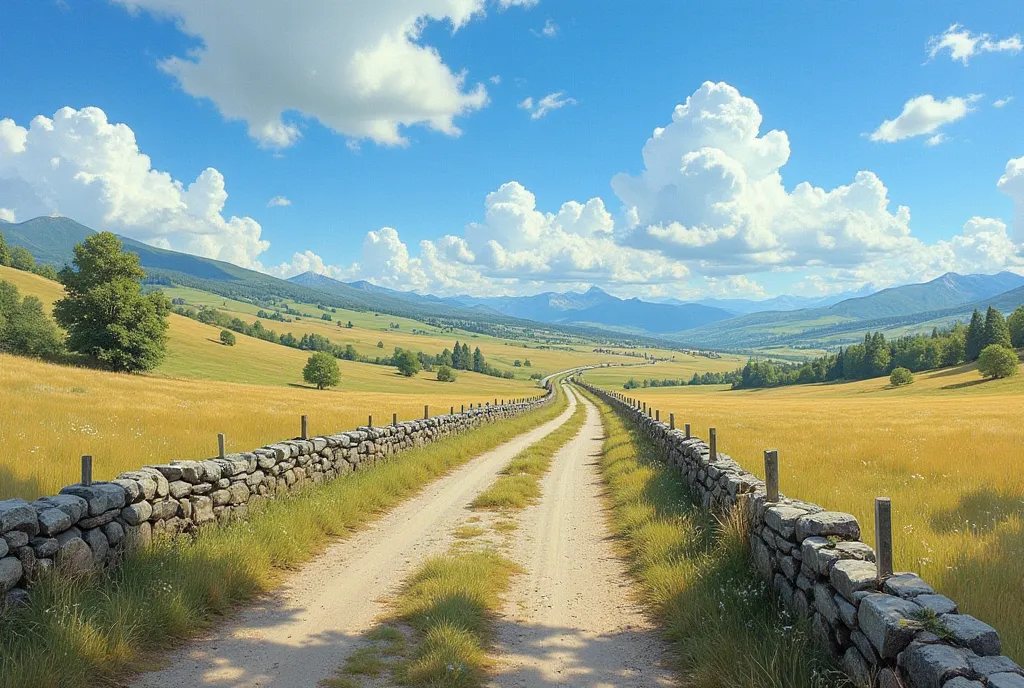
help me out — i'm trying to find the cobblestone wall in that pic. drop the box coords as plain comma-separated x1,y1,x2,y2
0,385,556,607
579,381,1024,688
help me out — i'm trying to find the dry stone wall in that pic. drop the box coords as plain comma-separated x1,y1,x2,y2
579,380,1024,688
0,384,556,607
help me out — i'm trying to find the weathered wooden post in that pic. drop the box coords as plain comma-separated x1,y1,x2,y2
875,497,894,581
393,413,398,426
81,455,93,486
764,450,779,502
670,413,675,430
656,410,660,421
368,415,373,428
709,428,717,462
424,405,429,419
642,401,647,413
450,406,454,415
461,404,465,413
301,415,308,440
685,423,691,439
217,433,226,460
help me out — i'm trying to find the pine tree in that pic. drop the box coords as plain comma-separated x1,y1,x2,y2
472,346,485,373
965,309,985,361
983,306,1012,349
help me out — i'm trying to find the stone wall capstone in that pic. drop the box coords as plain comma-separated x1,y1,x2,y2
578,380,1024,688
0,380,565,607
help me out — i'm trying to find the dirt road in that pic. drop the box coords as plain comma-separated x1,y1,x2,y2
131,386,579,688
488,392,675,687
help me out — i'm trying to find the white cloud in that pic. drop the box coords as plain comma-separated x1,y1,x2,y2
998,156,1024,243
267,195,292,207
927,24,1023,65
870,94,979,143
536,18,558,37
489,75,501,85
0,208,14,222
994,96,1014,108
112,0,538,148
0,106,270,268
518,91,576,119
925,133,948,147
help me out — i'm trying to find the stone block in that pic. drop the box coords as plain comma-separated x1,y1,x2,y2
78,510,118,529
842,646,872,688
146,464,183,481
3,531,28,549
988,674,1024,688
814,582,841,626
169,460,204,483
191,496,215,525
0,499,39,536
60,483,127,517
31,537,58,558
795,511,861,542
0,556,23,593
884,573,935,598
81,528,109,565
33,494,88,522
942,679,984,688
167,481,192,499
121,501,153,526
940,614,1000,657
897,641,970,688
967,655,1022,676
915,595,958,616
765,505,808,539
836,594,858,628
54,532,93,574
858,593,920,659
36,508,72,537
150,499,179,521
831,559,878,601
122,522,152,552
227,482,250,505
102,521,124,546
111,479,142,504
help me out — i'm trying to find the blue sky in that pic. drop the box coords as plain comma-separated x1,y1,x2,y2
1,0,1022,299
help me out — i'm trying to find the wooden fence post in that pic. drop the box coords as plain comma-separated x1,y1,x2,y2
217,433,226,460
81,455,93,486
656,410,660,421
393,413,397,426
424,405,429,419
685,423,691,439
301,415,308,440
764,450,779,502
368,415,373,428
709,428,717,462
670,413,675,430
875,497,894,581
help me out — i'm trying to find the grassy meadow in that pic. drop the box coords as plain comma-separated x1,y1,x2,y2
587,359,1024,660
0,265,560,500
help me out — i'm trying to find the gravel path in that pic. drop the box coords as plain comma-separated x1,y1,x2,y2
130,387,579,688
488,391,676,688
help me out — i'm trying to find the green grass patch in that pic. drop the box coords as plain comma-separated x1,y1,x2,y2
453,524,488,540
579,387,850,688
0,389,568,688
393,550,520,686
471,392,587,511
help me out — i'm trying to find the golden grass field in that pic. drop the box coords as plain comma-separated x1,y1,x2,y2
588,360,1024,661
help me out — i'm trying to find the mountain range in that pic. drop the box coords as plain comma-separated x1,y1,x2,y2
4,215,1024,351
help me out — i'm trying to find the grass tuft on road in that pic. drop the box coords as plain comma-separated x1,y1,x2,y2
0,390,567,688
581,388,850,688
471,388,587,511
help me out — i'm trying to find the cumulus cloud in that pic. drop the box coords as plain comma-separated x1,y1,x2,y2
532,18,558,37
0,208,14,222
112,0,537,148
994,96,1014,108
489,75,501,85
870,94,979,143
927,24,1023,65
0,106,269,268
519,92,576,119
267,195,292,207
998,156,1024,243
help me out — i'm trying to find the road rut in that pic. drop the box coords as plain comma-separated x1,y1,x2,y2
488,391,675,687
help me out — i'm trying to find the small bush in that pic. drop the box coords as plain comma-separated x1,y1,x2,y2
303,351,341,389
889,367,914,386
977,344,1019,379
219,329,236,346
10,245,34,271
436,365,456,382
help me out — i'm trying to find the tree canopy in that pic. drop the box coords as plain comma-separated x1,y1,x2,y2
53,232,169,373
303,351,340,389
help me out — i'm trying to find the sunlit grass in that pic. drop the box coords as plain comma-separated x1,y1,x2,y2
581,388,849,687
471,391,587,510
589,364,1024,661
0,395,564,688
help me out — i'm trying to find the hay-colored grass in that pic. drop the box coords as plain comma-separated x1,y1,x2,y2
0,353,548,501
589,360,1024,660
